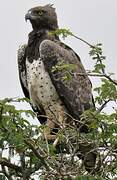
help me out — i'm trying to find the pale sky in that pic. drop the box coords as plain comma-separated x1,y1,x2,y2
0,0,117,106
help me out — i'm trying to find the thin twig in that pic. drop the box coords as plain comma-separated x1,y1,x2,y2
74,72,117,86
24,140,50,171
104,74,117,86
97,99,112,113
71,33,117,86
71,34,94,48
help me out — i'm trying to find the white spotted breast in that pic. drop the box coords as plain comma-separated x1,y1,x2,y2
26,58,63,110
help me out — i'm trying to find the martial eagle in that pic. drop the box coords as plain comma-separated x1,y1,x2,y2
18,4,94,141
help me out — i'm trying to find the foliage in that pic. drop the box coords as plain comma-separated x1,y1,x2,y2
0,30,117,179
51,60,77,82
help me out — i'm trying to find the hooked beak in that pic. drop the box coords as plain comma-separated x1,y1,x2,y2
25,11,32,21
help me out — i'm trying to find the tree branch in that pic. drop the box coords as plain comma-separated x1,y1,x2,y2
0,158,22,173
24,140,50,171
104,74,117,86
74,72,117,86
72,34,94,48
71,32,117,86
96,99,112,113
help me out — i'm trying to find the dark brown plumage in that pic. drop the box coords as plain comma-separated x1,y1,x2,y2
18,4,94,133
18,5,96,171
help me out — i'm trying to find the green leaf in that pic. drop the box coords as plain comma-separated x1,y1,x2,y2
93,63,105,73
50,28,73,39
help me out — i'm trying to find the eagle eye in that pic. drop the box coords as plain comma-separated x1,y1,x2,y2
39,11,43,15
36,10,44,16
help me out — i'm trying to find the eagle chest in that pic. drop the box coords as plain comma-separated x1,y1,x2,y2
26,58,64,118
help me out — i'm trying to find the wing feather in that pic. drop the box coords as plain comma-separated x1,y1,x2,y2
40,39,94,119
18,44,29,98
17,44,46,124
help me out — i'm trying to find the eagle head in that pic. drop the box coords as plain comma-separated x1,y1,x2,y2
25,4,58,30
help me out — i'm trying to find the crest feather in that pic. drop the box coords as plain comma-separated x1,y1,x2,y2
45,4,55,10
46,4,54,7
